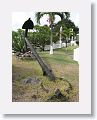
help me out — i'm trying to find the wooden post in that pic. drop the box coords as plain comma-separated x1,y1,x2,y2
24,29,28,51
24,37,55,80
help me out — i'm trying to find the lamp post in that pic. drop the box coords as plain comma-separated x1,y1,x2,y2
22,18,55,80
22,18,34,51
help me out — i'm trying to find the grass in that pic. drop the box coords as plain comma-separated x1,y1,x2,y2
12,46,79,102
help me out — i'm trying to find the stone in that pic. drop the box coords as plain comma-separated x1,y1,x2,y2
55,89,63,98
47,89,69,102
21,77,40,85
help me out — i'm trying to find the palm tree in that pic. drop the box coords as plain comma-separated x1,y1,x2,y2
62,28,74,47
35,12,70,54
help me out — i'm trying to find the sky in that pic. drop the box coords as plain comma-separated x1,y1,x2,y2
12,12,79,31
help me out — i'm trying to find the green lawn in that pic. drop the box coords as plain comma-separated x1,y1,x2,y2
12,46,79,102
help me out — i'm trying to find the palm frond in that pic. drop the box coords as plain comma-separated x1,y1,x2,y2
64,12,70,19
35,12,70,25
35,12,49,24
35,12,41,24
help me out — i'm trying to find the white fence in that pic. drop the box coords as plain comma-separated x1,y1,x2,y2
44,43,63,50
44,40,78,51
44,42,72,50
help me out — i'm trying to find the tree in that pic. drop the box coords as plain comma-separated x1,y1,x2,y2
53,19,79,44
12,26,58,53
12,29,25,53
28,25,51,51
35,12,70,54
62,27,73,47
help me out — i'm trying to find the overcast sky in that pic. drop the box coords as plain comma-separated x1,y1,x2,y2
12,12,79,31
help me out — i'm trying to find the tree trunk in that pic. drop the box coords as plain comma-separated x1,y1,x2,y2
50,25,53,54
66,40,68,47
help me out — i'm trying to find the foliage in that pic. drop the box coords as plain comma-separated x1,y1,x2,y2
35,12,70,25
12,29,25,52
53,19,79,39
62,27,72,39
35,12,70,48
12,26,55,52
12,12,79,52
28,25,51,51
